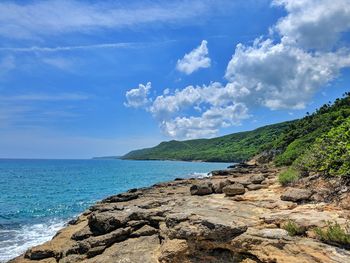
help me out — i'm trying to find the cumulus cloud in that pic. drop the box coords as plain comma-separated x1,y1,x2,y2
225,0,350,110
124,82,152,108
225,39,350,109
161,103,249,139
176,40,211,74
126,0,350,139
125,82,250,138
272,0,350,50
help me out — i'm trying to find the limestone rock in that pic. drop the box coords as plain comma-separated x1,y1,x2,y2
190,182,213,195
246,184,264,191
130,225,158,237
88,211,130,234
250,174,265,184
222,183,245,196
281,188,313,202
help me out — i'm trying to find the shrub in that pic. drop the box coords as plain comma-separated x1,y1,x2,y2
314,221,350,249
282,220,306,236
295,117,350,177
278,168,299,186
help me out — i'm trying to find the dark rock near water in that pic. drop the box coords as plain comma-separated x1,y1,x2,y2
190,182,213,195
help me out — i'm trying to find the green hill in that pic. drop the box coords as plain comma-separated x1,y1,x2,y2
122,121,295,162
123,92,350,164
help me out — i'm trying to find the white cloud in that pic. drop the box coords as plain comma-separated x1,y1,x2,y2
125,0,350,139
176,40,211,74
125,82,250,138
224,0,350,110
162,103,249,139
272,0,350,50
0,1,232,40
225,39,350,109
124,82,152,108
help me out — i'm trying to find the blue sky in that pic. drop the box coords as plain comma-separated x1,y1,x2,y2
0,0,349,158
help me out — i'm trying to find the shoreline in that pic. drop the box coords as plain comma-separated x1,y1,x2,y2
2,161,229,263
9,163,350,263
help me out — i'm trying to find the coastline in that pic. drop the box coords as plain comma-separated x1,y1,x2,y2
9,163,350,263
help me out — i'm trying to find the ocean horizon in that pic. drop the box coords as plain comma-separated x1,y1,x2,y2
0,159,230,262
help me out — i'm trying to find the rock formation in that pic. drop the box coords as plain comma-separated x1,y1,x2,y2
10,165,350,263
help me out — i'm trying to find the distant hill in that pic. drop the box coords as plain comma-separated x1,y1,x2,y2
122,121,294,162
123,92,350,164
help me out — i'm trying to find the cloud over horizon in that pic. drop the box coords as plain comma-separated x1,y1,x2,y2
125,0,350,139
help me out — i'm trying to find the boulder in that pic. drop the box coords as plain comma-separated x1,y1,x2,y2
71,226,93,241
212,179,231,193
190,182,213,196
280,188,313,203
246,184,264,191
88,212,130,234
222,183,245,196
25,247,56,260
250,174,265,184
166,217,247,242
211,170,231,176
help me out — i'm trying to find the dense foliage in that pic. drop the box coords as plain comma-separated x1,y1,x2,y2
294,117,350,177
271,93,350,166
122,122,294,162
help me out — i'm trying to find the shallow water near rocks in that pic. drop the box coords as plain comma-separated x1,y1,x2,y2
0,159,229,262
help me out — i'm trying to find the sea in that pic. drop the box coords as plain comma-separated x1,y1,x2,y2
0,159,230,262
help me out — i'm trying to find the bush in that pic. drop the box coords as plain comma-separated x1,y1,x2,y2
314,221,350,249
278,168,299,186
295,117,350,177
282,220,306,236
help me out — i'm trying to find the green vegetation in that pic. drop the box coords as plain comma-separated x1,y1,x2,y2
278,168,299,186
282,220,306,236
271,93,350,166
123,92,350,175
314,221,350,249
123,121,294,162
294,118,350,177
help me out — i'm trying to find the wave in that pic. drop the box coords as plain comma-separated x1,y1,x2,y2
0,219,66,263
187,172,211,179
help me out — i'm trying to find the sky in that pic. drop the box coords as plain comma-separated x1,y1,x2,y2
0,0,350,159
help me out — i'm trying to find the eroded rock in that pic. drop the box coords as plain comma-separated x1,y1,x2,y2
222,183,245,196
281,188,313,203
190,182,213,196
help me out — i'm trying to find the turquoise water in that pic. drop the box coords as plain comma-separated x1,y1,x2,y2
0,159,229,262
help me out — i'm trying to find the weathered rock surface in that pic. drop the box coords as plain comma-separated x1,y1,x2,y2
222,183,246,196
190,181,213,195
10,165,350,263
280,188,313,203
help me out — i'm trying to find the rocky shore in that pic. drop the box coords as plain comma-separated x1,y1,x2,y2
10,164,350,263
